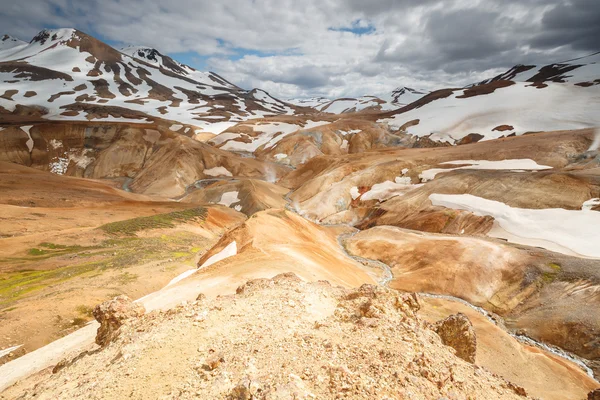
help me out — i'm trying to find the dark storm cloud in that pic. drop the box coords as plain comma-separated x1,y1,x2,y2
425,9,512,61
532,0,600,52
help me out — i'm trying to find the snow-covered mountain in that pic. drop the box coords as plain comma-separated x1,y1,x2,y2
288,95,397,114
379,55,600,144
287,87,428,115
0,35,27,51
0,29,308,134
389,86,428,106
286,97,331,109
480,52,600,86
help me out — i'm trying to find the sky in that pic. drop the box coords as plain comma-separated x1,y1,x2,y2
1,0,598,99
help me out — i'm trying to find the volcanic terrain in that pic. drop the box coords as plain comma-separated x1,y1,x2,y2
0,28,599,399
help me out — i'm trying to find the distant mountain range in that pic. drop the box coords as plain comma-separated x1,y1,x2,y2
0,29,311,134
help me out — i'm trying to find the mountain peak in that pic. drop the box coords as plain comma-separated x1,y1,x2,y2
390,86,428,105
121,45,190,75
0,34,27,50
30,28,77,45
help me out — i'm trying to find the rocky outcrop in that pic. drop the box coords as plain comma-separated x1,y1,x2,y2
589,389,600,400
92,295,145,346
433,313,477,363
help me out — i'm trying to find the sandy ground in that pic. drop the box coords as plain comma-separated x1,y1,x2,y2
420,297,598,400
1,275,530,399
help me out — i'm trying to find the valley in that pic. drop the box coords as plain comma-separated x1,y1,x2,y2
0,26,599,399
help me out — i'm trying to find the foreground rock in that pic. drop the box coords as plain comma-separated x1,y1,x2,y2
92,295,145,347
433,313,477,363
5,274,529,399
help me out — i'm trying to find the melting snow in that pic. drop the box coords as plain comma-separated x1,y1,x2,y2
361,177,420,202
0,345,22,359
429,193,600,258
203,166,233,177
419,159,552,182
380,82,600,143
48,139,62,149
167,241,238,287
200,241,237,268
582,198,600,211
20,125,34,152
218,191,240,207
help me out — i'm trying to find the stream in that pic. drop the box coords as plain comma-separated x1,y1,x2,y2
282,190,596,380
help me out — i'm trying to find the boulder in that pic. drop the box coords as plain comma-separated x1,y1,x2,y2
434,312,477,363
93,295,145,346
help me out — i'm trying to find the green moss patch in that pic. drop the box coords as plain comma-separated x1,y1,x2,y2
99,207,208,236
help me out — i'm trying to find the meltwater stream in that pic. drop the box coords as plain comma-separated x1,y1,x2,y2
335,225,597,380
283,189,597,380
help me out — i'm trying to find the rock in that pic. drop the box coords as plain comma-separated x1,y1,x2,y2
228,379,252,400
433,313,477,363
506,382,527,397
93,295,145,346
589,389,600,400
196,293,206,301
203,353,224,371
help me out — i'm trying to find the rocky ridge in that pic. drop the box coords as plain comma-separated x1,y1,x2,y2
3,274,531,399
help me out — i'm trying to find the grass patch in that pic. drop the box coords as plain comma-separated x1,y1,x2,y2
541,271,557,284
25,243,93,259
71,317,88,327
76,304,94,317
548,262,562,271
27,248,47,256
0,232,209,307
99,207,208,236
116,272,138,285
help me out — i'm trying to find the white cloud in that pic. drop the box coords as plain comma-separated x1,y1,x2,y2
0,0,596,99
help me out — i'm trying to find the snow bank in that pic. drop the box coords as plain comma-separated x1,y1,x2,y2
0,345,22,359
167,269,198,287
20,125,34,152
218,191,240,207
582,198,600,211
420,159,552,181
361,177,418,202
380,82,600,143
430,193,600,258
167,241,238,287
200,241,237,268
203,166,232,177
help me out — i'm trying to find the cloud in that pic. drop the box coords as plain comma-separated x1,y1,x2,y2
532,0,600,52
1,0,597,99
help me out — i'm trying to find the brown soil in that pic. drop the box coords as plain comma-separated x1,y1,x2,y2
0,162,246,361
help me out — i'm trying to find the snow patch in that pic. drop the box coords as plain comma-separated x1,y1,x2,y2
582,198,600,211
167,241,238,286
0,345,22,359
200,241,237,268
48,139,62,149
361,177,420,202
21,125,34,152
169,124,183,132
420,159,552,182
167,269,198,287
218,191,240,207
430,193,600,258
203,166,232,177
